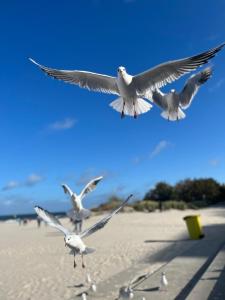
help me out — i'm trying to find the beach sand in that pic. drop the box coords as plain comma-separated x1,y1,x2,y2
0,206,224,300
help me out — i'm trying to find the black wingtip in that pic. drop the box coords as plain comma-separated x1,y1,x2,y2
34,205,43,210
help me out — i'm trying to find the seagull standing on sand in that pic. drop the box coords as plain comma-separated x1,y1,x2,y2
34,194,132,268
160,272,168,291
117,287,134,299
62,176,103,233
90,283,97,293
29,43,224,118
151,67,213,121
86,273,92,285
81,293,87,300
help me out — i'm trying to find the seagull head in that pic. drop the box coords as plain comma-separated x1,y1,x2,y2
65,234,78,248
117,66,126,76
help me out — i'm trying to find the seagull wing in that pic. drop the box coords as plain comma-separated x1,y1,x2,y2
151,89,168,110
29,58,119,95
133,43,224,93
34,206,70,236
179,67,213,109
80,194,133,239
80,176,103,200
62,184,73,197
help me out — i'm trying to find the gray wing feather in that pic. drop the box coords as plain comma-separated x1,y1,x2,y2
34,206,70,236
179,67,212,109
80,194,133,239
29,58,119,95
151,89,168,110
62,184,73,197
80,176,103,200
133,43,224,93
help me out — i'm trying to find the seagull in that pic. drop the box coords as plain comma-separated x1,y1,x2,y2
151,67,213,121
160,272,168,291
29,43,224,119
81,293,87,300
117,287,134,299
86,273,92,284
34,194,132,268
90,283,97,293
62,176,103,233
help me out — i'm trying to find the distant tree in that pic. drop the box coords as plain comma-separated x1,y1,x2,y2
144,182,174,202
174,178,221,203
218,184,225,202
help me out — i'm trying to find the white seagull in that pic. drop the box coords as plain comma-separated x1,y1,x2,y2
160,272,168,291
117,287,134,299
62,176,103,233
29,43,224,118
151,67,213,121
34,194,132,268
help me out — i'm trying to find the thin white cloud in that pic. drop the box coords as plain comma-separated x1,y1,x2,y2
25,174,44,186
2,181,20,191
48,118,77,131
150,140,171,159
2,174,44,191
209,159,220,167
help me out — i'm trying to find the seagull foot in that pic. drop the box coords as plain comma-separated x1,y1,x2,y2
82,263,86,269
121,111,125,119
74,261,77,268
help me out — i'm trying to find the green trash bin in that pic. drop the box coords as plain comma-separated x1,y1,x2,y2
183,215,204,240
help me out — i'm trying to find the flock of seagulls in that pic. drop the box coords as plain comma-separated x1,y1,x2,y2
35,193,133,268
30,43,224,119
32,42,224,299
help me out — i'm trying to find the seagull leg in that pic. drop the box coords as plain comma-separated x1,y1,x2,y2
81,253,85,268
73,252,77,268
121,101,125,119
80,220,82,233
133,101,137,119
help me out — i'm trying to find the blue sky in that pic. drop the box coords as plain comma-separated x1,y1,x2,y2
1,0,225,215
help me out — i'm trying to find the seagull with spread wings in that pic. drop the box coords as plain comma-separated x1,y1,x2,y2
151,67,212,121
34,194,132,268
29,43,224,119
62,176,103,233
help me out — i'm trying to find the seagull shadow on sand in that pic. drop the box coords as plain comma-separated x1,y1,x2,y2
67,283,85,288
145,239,191,243
134,287,159,292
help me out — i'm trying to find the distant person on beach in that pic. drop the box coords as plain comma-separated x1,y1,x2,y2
23,219,28,225
37,216,42,228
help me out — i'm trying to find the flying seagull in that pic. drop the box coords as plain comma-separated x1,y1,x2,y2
29,43,224,118
62,176,103,233
34,194,132,268
151,67,213,121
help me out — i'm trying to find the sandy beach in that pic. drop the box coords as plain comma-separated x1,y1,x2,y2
1,206,225,300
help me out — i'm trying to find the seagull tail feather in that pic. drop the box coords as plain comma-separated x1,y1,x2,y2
161,108,186,121
110,97,152,117
84,247,96,255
